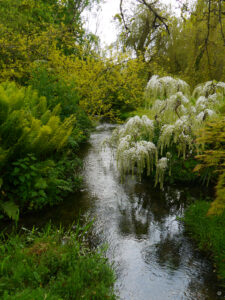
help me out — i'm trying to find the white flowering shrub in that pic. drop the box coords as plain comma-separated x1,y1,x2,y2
145,75,190,108
108,75,225,188
107,116,156,179
117,140,157,179
192,81,225,99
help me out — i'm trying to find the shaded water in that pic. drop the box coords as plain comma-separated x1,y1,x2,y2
15,124,224,299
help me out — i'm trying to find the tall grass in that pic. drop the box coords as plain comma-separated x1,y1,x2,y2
184,201,225,286
0,223,116,299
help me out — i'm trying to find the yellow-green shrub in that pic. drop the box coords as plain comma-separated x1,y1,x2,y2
0,82,81,220
194,117,225,215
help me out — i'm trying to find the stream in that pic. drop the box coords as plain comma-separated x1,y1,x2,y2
18,124,224,299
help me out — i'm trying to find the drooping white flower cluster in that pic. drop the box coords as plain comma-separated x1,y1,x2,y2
148,76,222,126
152,91,189,123
155,157,168,189
117,140,157,179
108,75,225,189
119,115,155,141
193,80,225,99
110,115,157,179
145,75,190,108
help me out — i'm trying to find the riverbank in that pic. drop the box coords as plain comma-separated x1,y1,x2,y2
0,224,116,299
184,201,225,287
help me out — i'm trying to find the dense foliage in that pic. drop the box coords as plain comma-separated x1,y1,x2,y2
0,82,90,220
0,224,116,299
194,117,225,215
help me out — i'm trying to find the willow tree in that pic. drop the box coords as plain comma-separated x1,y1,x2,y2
155,0,225,86
115,0,171,79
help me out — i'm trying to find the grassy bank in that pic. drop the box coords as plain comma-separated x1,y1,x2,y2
184,201,225,285
0,224,116,299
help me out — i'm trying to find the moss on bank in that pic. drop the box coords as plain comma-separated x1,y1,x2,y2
184,201,225,286
0,224,116,299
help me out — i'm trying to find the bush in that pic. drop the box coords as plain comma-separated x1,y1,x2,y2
29,66,79,118
0,224,116,299
0,82,85,220
29,65,93,140
194,117,225,215
107,76,225,188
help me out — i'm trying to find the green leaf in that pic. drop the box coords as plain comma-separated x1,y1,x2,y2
12,167,20,175
20,164,27,169
35,178,47,189
30,165,37,171
0,178,3,188
0,201,19,221
31,191,38,197
19,176,25,183
33,271,41,283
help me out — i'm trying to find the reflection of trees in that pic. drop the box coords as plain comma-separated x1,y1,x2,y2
118,193,152,238
117,181,192,239
141,231,222,299
143,233,187,272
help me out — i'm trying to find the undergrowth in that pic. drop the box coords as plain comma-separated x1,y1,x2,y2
0,224,116,299
184,201,225,286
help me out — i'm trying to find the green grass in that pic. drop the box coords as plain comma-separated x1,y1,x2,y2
0,224,116,299
184,201,225,285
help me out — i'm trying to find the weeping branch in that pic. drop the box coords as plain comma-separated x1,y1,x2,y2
137,0,170,34
195,0,211,71
119,0,130,33
219,0,225,45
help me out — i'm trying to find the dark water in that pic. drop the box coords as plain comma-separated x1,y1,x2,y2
13,124,225,299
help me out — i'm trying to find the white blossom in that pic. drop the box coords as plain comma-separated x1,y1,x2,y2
145,75,190,104
155,157,168,189
157,157,168,170
205,109,215,116
197,111,205,121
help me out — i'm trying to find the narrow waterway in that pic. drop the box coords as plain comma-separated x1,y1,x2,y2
79,124,223,300
16,124,223,299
